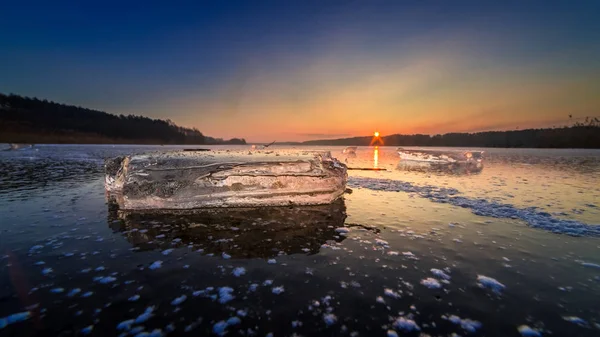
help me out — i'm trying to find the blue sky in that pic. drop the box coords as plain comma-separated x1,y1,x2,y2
1,1,599,141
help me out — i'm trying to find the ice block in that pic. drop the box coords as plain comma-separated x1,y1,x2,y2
105,150,347,210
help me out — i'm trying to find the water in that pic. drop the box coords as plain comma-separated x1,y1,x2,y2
1,145,599,336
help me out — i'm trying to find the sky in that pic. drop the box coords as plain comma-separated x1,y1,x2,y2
1,1,599,142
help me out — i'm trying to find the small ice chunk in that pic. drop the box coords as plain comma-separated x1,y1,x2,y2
67,288,81,297
431,268,451,280
393,317,420,332
129,295,140,301
95,276,117,284
267,259,277,264
171,295,187,306
517,325,542,336
562,316,587,326
323,313,337,326
162,249,174,255
402,252,416,258
272,286,285,294
387,330,399,337
149,261,163,270
477,275,505,293
81,325,94,334
384,288,401,299
95,266,105,271
232,267,246,277
50,288,64,293
117,319,135,330
213,321,228,336
420,278,441,289
226,316,241,325
218,287,235,304
42,268,53,275
263,280,273,286
375,239,389,246
81,291,94,298
134,306,155,324
335,227,350,234
376,296,385,304
34,261,45,265
222,253,231,259
581,262,600,269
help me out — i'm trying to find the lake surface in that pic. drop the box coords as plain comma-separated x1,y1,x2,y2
1,145,599,337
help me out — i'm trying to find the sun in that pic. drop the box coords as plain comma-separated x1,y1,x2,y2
374,131,380,137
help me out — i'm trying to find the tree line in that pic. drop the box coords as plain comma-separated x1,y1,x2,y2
0,93,246,145
300,118,600,148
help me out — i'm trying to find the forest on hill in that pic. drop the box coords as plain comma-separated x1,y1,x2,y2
0,93,246,145
299,118,600,148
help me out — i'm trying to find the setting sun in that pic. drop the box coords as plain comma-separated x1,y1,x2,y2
374,131,380,137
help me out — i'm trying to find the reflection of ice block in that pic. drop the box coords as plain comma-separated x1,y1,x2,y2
342,146,357,154
105,150,347,210
107,197,347,258
396,148,484,174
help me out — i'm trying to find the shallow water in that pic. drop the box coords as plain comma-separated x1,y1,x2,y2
1,145,599,336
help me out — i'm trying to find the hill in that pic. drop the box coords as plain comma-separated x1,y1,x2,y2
0,93,246,145
299,119,600,148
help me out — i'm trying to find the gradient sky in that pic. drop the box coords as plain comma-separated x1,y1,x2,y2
1,1,599,142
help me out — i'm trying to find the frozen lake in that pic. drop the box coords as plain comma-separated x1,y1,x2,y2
1,145,599,336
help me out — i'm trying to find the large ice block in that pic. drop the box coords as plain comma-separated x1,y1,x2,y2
396,148,484,174
105,150,347,210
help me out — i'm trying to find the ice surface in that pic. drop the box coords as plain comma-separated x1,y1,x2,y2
348,177,600,237
105,150,347,209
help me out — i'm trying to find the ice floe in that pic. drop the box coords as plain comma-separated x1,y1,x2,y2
272,286,285,294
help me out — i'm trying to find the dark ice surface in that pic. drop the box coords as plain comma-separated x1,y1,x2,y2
1,144,599,336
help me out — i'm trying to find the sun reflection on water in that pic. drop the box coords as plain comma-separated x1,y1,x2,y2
373,146,379,169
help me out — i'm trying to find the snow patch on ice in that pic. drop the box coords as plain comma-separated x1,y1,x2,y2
393,317,420,332
420,278,441,289
232,267,246,277
518,325,542,336
477,275,505,293
348,177,600,237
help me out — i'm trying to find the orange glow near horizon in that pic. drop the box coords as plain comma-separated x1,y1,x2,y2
370,131,384,146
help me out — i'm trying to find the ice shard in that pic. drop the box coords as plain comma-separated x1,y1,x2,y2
105,150,347,210
396,148,484,174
